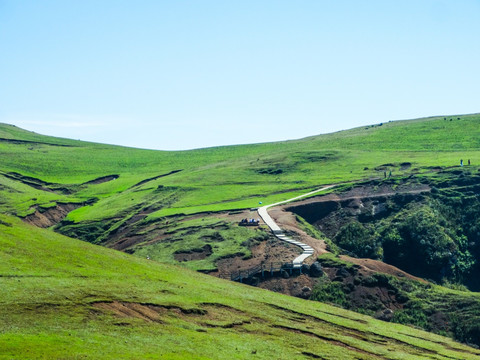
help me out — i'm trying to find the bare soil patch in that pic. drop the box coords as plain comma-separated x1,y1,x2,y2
23,203,82,228
174,244,213,261
93,301,251,330
82,175,119,185
112,235,146,251
258,274,316,298
0,138,74,147
93,301,164,323
211,230,301,279
130,170,182,188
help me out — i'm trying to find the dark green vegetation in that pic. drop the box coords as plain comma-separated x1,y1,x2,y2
293,171,480,289
4,215,480,359
1,114,480,357
289,170,480,347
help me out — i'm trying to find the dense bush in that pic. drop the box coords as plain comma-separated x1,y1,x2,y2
328,175,480,286
310,277,350,308
335,221,382,259
382,206,457,281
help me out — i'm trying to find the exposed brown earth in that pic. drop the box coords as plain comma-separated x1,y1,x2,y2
93,301,165,323
258,274,317,298
174,244,213,262
92,300,249,326
0,138,74,147
23,203,83,228
130,169,183,188
82,175,119,185
213,182,433,308
211,232,302,279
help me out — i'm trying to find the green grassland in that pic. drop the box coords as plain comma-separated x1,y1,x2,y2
1,115,479,271
1,114,479,221
125,216,270,271
1,215,480,359
1,114,480,357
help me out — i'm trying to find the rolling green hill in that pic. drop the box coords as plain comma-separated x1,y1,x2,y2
1,114,480,358
1,114,479,271
1,113,479,220
1,214,479,359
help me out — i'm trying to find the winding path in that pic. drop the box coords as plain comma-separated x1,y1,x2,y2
258,185,334,268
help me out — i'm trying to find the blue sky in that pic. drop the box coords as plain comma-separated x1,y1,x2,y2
1,0,479,150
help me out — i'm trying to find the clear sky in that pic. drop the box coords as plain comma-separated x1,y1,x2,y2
1,0,479,150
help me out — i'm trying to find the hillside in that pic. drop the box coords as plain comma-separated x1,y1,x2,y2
1,215,479,359
1,114,479,218
1,114,479,270
1,114,480,356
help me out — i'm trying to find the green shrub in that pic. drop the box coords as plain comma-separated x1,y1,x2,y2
311,277,350,308
335,221,381,259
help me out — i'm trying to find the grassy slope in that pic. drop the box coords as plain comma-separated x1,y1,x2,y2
1,215,479,359
1,115,479,272
0,115,480,358
1,114,479,221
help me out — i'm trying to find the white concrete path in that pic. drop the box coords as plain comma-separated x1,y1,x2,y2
258,185,334,268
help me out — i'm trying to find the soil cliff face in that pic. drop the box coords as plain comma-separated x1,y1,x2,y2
23,203,82,228
287,191,427,239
